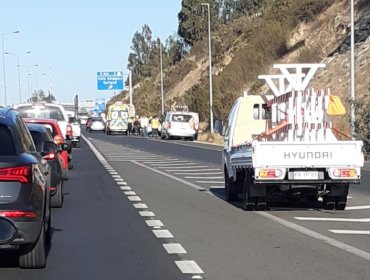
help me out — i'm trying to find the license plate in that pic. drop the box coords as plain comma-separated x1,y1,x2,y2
291,171,319,180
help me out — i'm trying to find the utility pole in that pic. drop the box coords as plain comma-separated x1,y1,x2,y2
159,38,164,115
350,0,356,137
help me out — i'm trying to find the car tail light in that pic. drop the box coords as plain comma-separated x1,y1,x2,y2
0,166,32,183
168,121,171,129
54,135,64,144
0,211,37,218
43,152,56,160
66,125,73,137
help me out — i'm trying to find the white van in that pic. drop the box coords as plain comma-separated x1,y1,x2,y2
161,111,199,140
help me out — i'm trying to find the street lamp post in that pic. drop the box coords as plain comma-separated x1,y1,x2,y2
159,38,164,115
1,30,20,106
5,50,31,103
128,69,133,106
350,0,355,137
201,2,214,133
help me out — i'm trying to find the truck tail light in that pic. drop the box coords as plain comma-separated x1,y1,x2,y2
0,166,32,183
259,169,282,178
333,168,357,178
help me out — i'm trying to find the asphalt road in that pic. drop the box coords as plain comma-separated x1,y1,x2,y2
1,130,369,280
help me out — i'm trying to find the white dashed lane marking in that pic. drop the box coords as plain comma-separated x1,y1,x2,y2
186,176,224,179
145,220,164,227
120,186,131,191
133,203,148,209
175,260,204,274
139,211,155,217
124,191,136,195
345,205,370,210
153,230,174,238
162,166,209,169
127,196,141,202
117,181,128,185
163,243,187,254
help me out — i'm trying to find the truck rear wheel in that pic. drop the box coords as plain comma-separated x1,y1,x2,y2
224,168,237,202
335,196,347,210
242,171,255,211
323,196,335,210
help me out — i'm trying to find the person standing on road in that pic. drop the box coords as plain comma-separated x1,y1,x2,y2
140,115,149,138
151,116,160,138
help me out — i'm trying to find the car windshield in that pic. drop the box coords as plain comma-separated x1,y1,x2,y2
16,105,65,121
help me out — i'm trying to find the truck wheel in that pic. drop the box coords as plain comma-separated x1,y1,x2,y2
242,171,255,211
335,196,347,210
224,169,237,202
256,197,267,211
323,196,335,210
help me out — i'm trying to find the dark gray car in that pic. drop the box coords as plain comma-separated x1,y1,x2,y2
0,108,51,268
27,123,64,208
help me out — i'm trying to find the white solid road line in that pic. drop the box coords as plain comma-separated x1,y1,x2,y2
151,163,198,166
295,217,370,222
152,229,174,238
163,243,187,254
175,260,204,274
329,230,370,235
258,212,370,261
149,161,189,164
345,205,370,210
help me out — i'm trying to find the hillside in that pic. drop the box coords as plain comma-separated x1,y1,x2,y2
111,0,369,147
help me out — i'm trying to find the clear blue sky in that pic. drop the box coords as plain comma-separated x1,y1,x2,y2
0,0,182,106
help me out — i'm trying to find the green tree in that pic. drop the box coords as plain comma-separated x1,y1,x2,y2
178,0,220,46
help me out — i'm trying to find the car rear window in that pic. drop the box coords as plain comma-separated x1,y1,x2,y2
40,124,56,137
171,114,193,122
0,125,16,156
30,131,43,152
16,105,65,121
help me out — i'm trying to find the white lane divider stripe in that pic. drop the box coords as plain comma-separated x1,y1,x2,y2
295,217,370,222
109,171,118,175
127,196,141,202
163,243,187,254
145,220,164,227
153,230,174,238
152,163,198,166
345,205,370,210
124,191,136,195
175,260,204,274
133,203,148,209
186,176,224,179
120,186,131,191
112,175,121,178
132,161,206,191
161,166,209,169
167,169,220,172
139,211,155,217
117,181,128,185
196,181,224,184
329,230,370,235
175,172,222,175
258,211,370,261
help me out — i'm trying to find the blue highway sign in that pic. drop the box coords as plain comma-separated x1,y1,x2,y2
97,71,124,90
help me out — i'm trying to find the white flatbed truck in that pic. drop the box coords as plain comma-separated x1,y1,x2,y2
223,64,364,210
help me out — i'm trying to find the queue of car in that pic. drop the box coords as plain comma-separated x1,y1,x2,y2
0,102,80,268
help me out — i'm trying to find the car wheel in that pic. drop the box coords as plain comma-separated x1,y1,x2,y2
19,225,46,268
62,169,68,181
45,212,52,245
51,181,64,208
